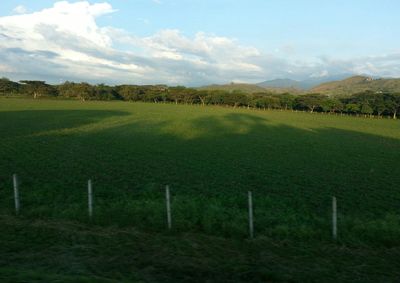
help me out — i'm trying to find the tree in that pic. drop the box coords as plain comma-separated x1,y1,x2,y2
0,77,20,95
197,90,209,106
384,93,400,119
207,90,227,105
360,103,373,116
167,86,187,104
19,80,57,98
93,84,120,100
223,90,248,108
295,94,327,112
117,85,145,101
74,83,94,101
321,98,344,113
345,103,360,114
278,93,295,110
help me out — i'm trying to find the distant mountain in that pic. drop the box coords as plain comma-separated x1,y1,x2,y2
257,79,303,89
311,75,400,96
257,74,353,90
198,83,269,93
199,75,400,96
198,82,303,94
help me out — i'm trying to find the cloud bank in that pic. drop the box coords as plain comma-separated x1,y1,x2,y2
0,1,399,85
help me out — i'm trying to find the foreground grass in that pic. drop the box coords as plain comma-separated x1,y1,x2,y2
1,215,400,283
0,98,399,281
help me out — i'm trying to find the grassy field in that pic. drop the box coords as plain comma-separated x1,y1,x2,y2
0,98,400,282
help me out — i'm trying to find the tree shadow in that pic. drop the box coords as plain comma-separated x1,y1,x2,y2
0,110,129,139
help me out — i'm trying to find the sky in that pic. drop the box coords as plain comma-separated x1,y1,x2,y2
0,0,399,86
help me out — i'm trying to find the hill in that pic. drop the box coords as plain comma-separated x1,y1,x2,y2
197,82,267,93
198,82,303,94
257,74,353,90
311,75,400,96
257,78,303,89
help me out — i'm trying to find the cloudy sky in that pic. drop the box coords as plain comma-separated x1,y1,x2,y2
0,0,399,86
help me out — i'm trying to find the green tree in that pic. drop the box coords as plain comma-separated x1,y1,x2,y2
20,80,57,98
345,103,360,114
295,94,327,112
0,77,20,95
278,93,296,110
360,103,373,116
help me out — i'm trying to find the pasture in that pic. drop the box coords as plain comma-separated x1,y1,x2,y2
0,98,399,282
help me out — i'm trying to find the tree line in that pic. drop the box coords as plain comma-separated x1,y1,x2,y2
1,77,399,118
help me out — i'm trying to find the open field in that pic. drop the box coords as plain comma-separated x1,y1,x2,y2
0,98,400,282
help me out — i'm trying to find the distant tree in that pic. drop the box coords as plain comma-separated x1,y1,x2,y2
207,90,227,105
57,81,78,98
224,90,248,108
74,82,94,101
345,103,360,114
0,77,20,95
321,98,344,113
168,86,187,104
384,93,400,119
278,93,296,110
19,80,57,98
197,90,209,106
117,85,144,101
295,93,327,112
360,103,373,116
93,84,120,100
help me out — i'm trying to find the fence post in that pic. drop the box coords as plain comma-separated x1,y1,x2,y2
248,191,254,239
165,185,172,230
332,196,337,240
88,179,93,219
13,174,20,215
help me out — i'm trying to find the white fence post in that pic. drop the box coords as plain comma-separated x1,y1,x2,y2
332,196,337,240
88,179,93,219
13,174,20,215
248,191,254,239
165,185,172,230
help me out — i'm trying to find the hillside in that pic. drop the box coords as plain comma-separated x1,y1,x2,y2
198,82,304,94
257,74,353,90
257,78,303,89
197,83,267,93
311,76,400,96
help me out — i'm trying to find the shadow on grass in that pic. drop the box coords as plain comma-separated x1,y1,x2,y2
0,110,130,139
0,108,399,244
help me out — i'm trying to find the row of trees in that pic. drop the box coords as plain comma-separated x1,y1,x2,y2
1,77,400,118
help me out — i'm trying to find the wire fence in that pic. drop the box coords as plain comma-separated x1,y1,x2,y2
8,174,342,241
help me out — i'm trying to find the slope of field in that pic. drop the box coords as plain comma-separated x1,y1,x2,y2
0,98,400,282
312,75,400,96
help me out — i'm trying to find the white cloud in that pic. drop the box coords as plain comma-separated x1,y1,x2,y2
12,5,27,14
0,1,399,85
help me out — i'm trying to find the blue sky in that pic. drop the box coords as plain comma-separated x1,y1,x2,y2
0,0,399,85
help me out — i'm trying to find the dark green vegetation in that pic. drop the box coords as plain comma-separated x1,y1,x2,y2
1,77,400,118
0,98,400,282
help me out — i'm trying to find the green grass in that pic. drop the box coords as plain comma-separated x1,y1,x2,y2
0,98,400,282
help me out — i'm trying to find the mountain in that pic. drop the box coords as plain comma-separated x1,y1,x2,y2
257,74,353,90
198,82,304,94
198,83,270,93
311,76,400,96
199,75,400,96
257,79,303,89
